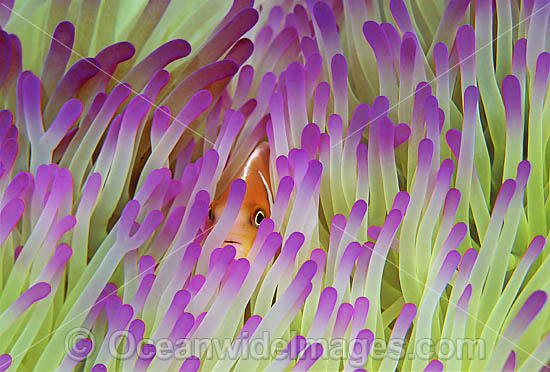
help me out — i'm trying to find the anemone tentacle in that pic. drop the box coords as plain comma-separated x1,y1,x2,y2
0,0,549,371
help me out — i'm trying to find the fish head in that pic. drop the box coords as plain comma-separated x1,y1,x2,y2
209,142,272,258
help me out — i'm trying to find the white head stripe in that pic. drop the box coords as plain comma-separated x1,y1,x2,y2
257,170,274,211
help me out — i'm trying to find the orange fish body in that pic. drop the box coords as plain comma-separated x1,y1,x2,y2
209,142,272,258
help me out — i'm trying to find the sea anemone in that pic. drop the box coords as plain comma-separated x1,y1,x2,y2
0,0,549,371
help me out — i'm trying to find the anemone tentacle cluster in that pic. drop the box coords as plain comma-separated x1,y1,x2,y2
0,0,549,371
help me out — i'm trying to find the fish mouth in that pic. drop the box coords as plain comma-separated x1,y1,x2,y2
222,240,247,258
223,240,241,245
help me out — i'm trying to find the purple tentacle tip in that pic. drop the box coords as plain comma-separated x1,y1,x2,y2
0,355,11,372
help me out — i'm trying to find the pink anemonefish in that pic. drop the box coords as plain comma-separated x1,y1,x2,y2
208,142,273,258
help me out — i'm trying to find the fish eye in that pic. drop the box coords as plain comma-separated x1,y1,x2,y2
208,206,213,222
253,209,265,227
